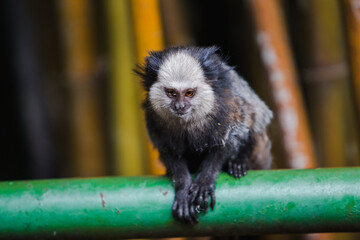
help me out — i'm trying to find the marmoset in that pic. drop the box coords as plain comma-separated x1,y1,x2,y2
136,46,273,224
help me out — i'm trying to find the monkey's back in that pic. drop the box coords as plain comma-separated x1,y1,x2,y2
227,69,272,133
221,69,273,170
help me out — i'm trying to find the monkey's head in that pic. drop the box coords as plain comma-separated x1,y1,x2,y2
136,46,227,123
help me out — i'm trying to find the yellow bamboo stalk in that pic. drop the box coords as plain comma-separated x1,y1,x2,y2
105,0,146,176
309,0,350,168
131,0,166,175
58,0,106,177
342,0,360,134
248,0,317,169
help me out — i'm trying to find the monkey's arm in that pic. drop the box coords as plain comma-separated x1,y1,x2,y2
159,150,198,224
188,147,228,213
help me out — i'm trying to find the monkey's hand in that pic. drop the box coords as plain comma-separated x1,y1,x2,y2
172,190,198,224
228,159,247,178
188,179,215,214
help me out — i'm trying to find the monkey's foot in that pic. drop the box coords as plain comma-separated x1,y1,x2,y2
172,191,198,224
188,182,215,214
228,160,247,178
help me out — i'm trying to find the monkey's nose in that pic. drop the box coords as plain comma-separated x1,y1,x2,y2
173,101,190,114
175,101,185,110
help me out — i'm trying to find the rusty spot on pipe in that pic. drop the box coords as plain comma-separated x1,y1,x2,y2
100,193,106,208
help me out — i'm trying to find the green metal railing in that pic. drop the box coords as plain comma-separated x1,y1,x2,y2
0,168,359,239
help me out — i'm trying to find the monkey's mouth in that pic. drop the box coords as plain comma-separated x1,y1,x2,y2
175,111,186,116
171,109,191,118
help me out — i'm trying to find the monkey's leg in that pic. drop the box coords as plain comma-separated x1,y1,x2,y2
249,132,272,170
228,159,248,178
160,150,198,224
227,131,272,178
227,140,254,178
188,148,228,214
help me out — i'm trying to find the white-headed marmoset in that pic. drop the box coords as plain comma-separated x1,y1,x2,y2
135,46,272,224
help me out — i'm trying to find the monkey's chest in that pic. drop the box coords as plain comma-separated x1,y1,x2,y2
168,129,226,173
181,146,208,173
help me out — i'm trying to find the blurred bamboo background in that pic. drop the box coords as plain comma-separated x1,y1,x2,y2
1,0,359,238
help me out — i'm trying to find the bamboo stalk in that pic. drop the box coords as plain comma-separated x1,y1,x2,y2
4,0,56,179
130,0,166,175
27,1,70,178
104,0,146,176
341,0,360,147
247,0,317,169
58,0,106,177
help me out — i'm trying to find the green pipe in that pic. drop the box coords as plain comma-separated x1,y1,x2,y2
0,168,359,238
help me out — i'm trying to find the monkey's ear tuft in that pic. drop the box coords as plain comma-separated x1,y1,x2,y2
134,50,165,91
134,64,146,78
133,63,149,90
146,51,164,75
200,46,220,60
196,46,225,81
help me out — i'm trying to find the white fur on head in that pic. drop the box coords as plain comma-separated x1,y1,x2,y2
149,51,215,127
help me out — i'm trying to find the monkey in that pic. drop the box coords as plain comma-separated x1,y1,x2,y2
135,46,273,224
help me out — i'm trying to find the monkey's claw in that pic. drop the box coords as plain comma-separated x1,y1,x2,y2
228,160,247,178
189,183,215,213
172,193,198,224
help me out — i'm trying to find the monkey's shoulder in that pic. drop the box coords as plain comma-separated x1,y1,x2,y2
224,70,273,134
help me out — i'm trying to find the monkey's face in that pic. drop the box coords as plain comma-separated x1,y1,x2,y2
164,87,196,116
149,51,215,122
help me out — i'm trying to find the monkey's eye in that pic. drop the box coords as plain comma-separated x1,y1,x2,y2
165,89,177,98
185,89,196,98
